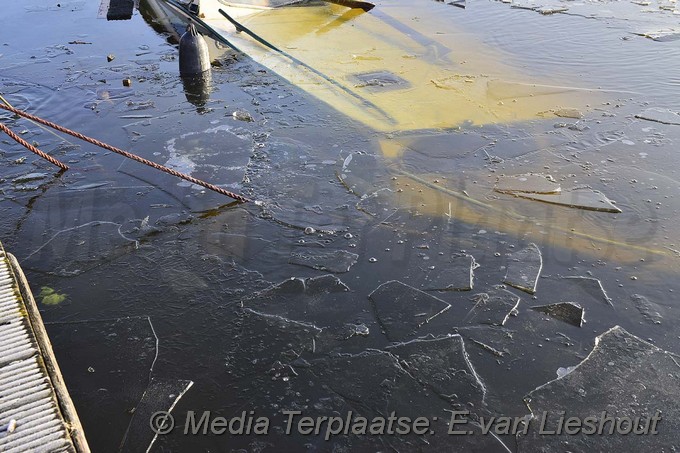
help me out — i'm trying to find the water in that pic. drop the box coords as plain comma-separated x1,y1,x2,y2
2,0,680,451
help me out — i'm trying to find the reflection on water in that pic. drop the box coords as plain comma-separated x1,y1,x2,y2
3,0,680,451
201,2,600,131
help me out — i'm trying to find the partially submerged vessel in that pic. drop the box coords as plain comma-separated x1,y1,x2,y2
153,0,597,132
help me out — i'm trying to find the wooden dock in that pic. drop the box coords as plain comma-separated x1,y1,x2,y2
0,243,89,452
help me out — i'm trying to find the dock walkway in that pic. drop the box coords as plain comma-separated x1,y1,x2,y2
0,243,89,452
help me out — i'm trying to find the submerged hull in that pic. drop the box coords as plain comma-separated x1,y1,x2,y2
195,0,596,132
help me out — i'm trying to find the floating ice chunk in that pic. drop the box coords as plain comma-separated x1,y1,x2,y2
631,294,663,325
555,365,576,378
369,281,450,341
503,243,543,294
386,335,486,402
635,107,680,125
495,174,560,195
519,326,680,451
634,30,680,42
421,253,477,291
550,276,613,307
466,288,520,326
531,302,584,327
12,172,48,184
536,5,568,14
515,188,622,213
356,188,396,217
119,378,193,453
289,249,359,273
553,108,583,119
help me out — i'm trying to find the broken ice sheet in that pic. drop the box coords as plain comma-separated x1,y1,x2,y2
45,317,158,450
631,294,663,325
531,302,584,327
541,275,613,307
465,288,520,326
519,326,680,452
356,188,397,217
503,243,543,294
226,308,322,383
22,221,138,277
514,188,622,213
336,152,392,198
119,379,193,453
494,174,560,195
310,349,508,451
289,249,358,273
386,335,486,403
633,30,680,42
421,253,477,291
635,107,680,125
242,275,360,330
369,281,450,342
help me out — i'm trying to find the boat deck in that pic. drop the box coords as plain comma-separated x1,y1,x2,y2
0,243,89,452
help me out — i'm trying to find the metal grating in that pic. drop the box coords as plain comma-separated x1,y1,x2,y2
0,248,77,452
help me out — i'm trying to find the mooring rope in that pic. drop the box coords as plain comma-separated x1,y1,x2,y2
0,123,69,170
0,103,250,202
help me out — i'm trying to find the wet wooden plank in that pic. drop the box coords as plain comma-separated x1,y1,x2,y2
0,243,89,452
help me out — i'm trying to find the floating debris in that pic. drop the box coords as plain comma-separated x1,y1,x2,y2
38,286,67,305
633,30,680,42
338,323,370,340
515,188,622,213
536,5,569,14
421,253,477,291
519,326,680,451
631,294,663,325
466,288,520,326
531,302,584,327
503,243,543,294
553,108,583,119
289,249,359,273
635,107,680,125
495,174,560,195
232,109,254,122
386,335,486,402
369,281,450,341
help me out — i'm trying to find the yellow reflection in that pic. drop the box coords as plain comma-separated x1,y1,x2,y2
203,3,599,131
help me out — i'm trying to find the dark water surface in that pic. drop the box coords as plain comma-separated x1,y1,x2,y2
2,0,680,451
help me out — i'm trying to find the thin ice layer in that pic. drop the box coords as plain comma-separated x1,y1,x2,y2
119,379,193,453
515,188,622,213
289,249,359,273
531,302,584,327
495,174,560,195
386,335,486,402
369,281,450,342
519,326,680,452
421,253,477,291
465,288,520,326
635,107,680,125
503,243,543,294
